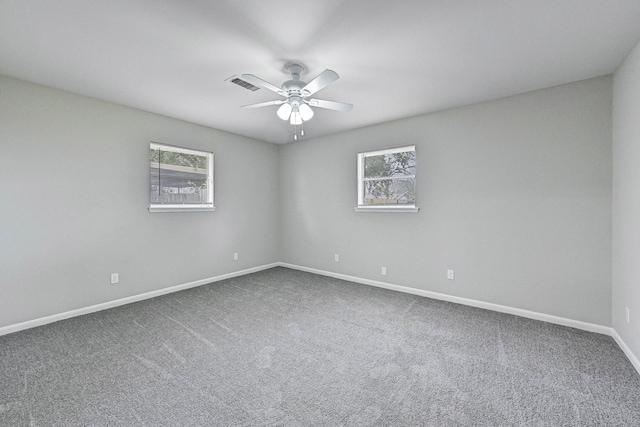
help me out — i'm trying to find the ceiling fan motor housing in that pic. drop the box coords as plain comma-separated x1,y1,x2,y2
281,80,306,97
281,63,309,99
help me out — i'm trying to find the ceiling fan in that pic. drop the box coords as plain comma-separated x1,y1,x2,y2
238,63,353,140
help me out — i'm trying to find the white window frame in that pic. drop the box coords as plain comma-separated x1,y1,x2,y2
355,145,419,213
149,142,215,213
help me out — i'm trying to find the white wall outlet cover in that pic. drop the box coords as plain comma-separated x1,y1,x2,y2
233,252,238,260
381,267,387,276
334,254,339,262
110,273,119,284
447,270,455,280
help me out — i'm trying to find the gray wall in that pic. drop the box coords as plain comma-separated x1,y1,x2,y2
279,76,613,326
613,39,640,360
0,74,616,332
0,76,280,329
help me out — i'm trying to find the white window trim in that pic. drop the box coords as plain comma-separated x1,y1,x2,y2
149,142,215,213
354,206,419,213
148,206,216,213
356,145,419,213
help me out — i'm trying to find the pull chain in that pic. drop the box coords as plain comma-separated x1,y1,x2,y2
293,121,307,141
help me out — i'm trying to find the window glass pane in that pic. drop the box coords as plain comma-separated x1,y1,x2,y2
149,144,212,207
150,147,161,202
364,150,416,178
363,178,416,205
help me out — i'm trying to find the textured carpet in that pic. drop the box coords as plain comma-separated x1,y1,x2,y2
1,267,639,426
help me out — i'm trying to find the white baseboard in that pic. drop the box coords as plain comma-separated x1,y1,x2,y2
611,329,640,376
278,263,612,335
0,263,279,337
3,261,638,377
280,263,640,375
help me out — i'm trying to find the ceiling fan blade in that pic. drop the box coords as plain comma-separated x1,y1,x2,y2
302,69,339,96
242,99,285,109
308,99,353,112
240,74,285,95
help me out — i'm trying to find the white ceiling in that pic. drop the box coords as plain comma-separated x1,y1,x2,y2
2,0,640,144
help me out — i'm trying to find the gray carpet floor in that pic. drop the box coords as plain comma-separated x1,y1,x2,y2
1,267,639,426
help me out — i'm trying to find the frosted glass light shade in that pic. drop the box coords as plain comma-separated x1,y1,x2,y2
299,103,314,121
277,103,292,120
290,108,302,125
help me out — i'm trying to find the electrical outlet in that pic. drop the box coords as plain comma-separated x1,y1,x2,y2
334,254,339,262
447,270,455,280
381,266,387,276
626,307,631,324
110,273,119,284
233,252,238,261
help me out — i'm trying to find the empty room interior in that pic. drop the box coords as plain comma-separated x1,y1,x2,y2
2,1,640,425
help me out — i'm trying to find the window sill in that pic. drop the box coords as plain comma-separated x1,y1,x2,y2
149,206,216,213
354,206,419,213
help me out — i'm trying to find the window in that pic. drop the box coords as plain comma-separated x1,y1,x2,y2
356,145,418,212
149,142,214,212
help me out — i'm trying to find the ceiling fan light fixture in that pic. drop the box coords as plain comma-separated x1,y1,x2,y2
277,103,292,120
299,103,314,121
